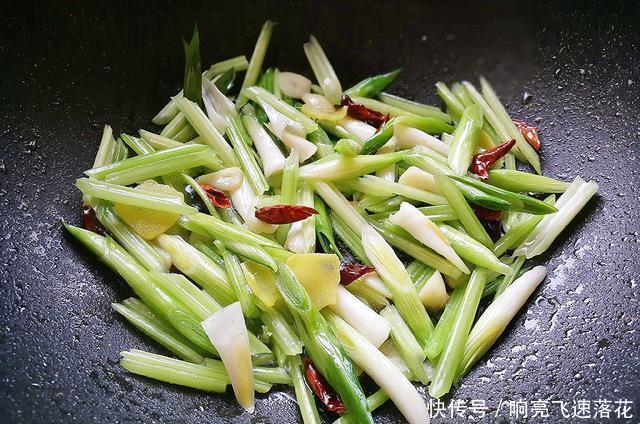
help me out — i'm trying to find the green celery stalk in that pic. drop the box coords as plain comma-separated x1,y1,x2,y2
513,177,598,258
215,241,259,318
477,78,542,174
149,273,270,355
361,227,433,347
311,182,369,236
176,97,238,166
112,302,205,364
435,82,465,121
448,104,483,176
156,234,235,305
122,133,155,155
253,366,292,386
344,69,401,98
160,111,188,139
75,178,196,215
288,355,322,424
276,150,299,244
300,151,404,181
448,178,513,210
334,138,362,156
406,260,435,291
379,92,451,122
402,149,452,176
380,305,430,384
86,144,221,185
438,224,511,275
225,113,270,194
357,194,395,213
180,213,283,250
138,130,183,151
342,175,447,206
494,256,526,299
260,306,303,356
95,204,168,272
149,273,220,319
424,286,465,361
450,175,558,215
452,82,474,107
236,20,275,108
487,169,569,193
275,262,373,424
92,125,116,169
349,96,417,118
434,174,493,248
204,55,249,80
330,211,370,264
65,226,216,353
324,312,428,424
429,268,488,398
112,138,129,162
458,266,547,378
314,195,341,257
120,350,227,392
243,86,318,133
367,204,456,223
304,35,343,105
369,220,462,278
493,195,555,256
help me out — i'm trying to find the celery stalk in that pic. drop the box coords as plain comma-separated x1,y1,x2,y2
430,268,488,398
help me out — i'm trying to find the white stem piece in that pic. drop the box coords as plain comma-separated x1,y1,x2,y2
398,166,440,194
328,286,391,347
389,202,469,273
375,136,397,182
326,313,430,424
418,270,449,310
229,177,277,234
285,184,316,254
242,107,286,178
201,302,254,413
514,177,598,258
197,167,244,191
337,117,376,142
395,125,450,156
276,71,312,99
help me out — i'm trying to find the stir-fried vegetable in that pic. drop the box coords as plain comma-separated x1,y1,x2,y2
67,20,599,423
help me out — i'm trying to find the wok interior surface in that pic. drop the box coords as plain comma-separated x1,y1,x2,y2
0,0,638,422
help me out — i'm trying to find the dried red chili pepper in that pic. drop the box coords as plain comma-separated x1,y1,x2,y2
199,184,232,208
255,204,319,224
472,139,516,179
513,119,541,151
341,95,389,129
303,357,346,414
471,204,503,222
339,262,375,285
82,205,106,236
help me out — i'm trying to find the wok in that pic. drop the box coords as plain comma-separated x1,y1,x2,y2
1,0,638,422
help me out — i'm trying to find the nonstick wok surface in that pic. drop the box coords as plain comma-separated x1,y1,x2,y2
1,1,639,422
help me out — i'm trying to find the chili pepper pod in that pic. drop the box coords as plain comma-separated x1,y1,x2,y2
255,205,319,224
472,139,516,179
